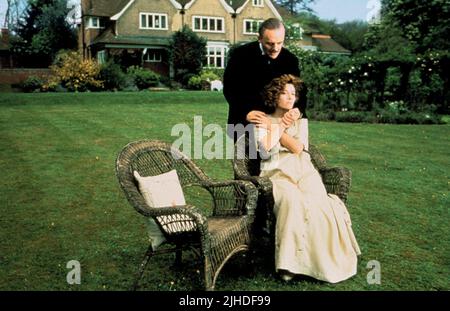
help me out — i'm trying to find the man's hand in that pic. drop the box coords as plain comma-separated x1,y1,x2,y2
280,108,301,128
246,110,271,129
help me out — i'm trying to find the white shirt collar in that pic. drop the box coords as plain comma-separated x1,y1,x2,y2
259,42,265,55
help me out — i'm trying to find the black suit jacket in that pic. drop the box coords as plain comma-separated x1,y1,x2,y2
223,41,304,127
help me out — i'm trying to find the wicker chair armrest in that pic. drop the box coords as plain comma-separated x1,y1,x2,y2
319,166,352,203
198,180,258,217
145,204,209,238
247,175,273,197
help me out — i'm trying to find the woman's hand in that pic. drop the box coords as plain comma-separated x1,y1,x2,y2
281,108,301,129
246,110,271,129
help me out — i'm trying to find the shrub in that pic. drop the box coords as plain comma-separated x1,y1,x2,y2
187,70,220,90
376,110,443,124
169,25,207,83
203,67,225,80
47,51,103,92
99,61,127,91
127,66,160,90
308,110,336,121
21,76,45,92
335,111,379,123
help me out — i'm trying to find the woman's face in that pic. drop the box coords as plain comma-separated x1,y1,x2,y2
277,83,296,110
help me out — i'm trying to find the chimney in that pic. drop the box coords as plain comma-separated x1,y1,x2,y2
1,28,9,46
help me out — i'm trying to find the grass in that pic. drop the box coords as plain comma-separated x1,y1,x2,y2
0,91,449,291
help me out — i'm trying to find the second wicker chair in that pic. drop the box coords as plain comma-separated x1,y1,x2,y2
233,134,352,237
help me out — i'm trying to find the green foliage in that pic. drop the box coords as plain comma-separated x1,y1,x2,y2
46,51,103,92
382,0,450,53
362,7,450,113
274,0,316,14
187,70,220,90
363,18,416,63
11,0,77,67
99,61,127,91
202,67,225,80
20,76,45,92
169,25,207,84
126,66,160,90
287,12,369,53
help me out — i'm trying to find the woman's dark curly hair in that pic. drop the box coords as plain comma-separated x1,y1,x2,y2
262,74,303,114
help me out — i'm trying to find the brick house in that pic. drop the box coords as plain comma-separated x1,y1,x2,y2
0,28,14,69
80,0,280,77
79,0,350,77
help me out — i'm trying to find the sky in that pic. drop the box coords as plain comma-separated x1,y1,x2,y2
309,0,381,23
0,0,7,27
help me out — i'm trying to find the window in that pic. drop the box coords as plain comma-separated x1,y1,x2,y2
253,0,264,7
192,16,224,33
97,50,106,64
243,19,263,35
205,44,227,68
86,17,104,29
144,49,163,63
140,13,168,30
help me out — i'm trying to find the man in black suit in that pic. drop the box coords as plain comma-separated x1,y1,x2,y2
223,18,305,141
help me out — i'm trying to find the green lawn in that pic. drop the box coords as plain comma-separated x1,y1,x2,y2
0,91,449,291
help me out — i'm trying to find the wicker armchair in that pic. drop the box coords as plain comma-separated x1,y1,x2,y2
116,140,258,291
233,134,352,236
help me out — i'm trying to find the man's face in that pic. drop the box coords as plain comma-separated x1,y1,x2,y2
258,25,285,59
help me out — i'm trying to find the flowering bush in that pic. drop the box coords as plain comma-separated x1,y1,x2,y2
45,51,103,92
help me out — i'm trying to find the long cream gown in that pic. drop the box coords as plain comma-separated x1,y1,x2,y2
255,118,361,283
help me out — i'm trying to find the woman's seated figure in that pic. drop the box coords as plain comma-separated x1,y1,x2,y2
254,74,361,283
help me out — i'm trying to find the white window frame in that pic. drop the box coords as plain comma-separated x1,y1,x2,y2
144,49,163,63
86,17,104,29
139,13,168,30
243,19,263,35
205,43,228,68
192,16,225,33
252,0,264,7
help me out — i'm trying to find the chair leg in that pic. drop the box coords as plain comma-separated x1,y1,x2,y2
204,257,215,291
131,244,153,291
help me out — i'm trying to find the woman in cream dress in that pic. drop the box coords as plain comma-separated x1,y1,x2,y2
254,74,361,283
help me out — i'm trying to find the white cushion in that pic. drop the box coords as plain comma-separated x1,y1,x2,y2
134,169,187,250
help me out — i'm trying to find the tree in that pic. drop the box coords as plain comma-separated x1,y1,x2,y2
4,0,26,29
169,25,207,84
326,21,369,54
275,0,316,15
11,0,77,67
382,0,450,53
363,1,450,113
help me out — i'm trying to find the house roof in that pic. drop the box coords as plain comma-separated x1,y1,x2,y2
312,35,351,55
83,0,130,17
91,28,171,48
